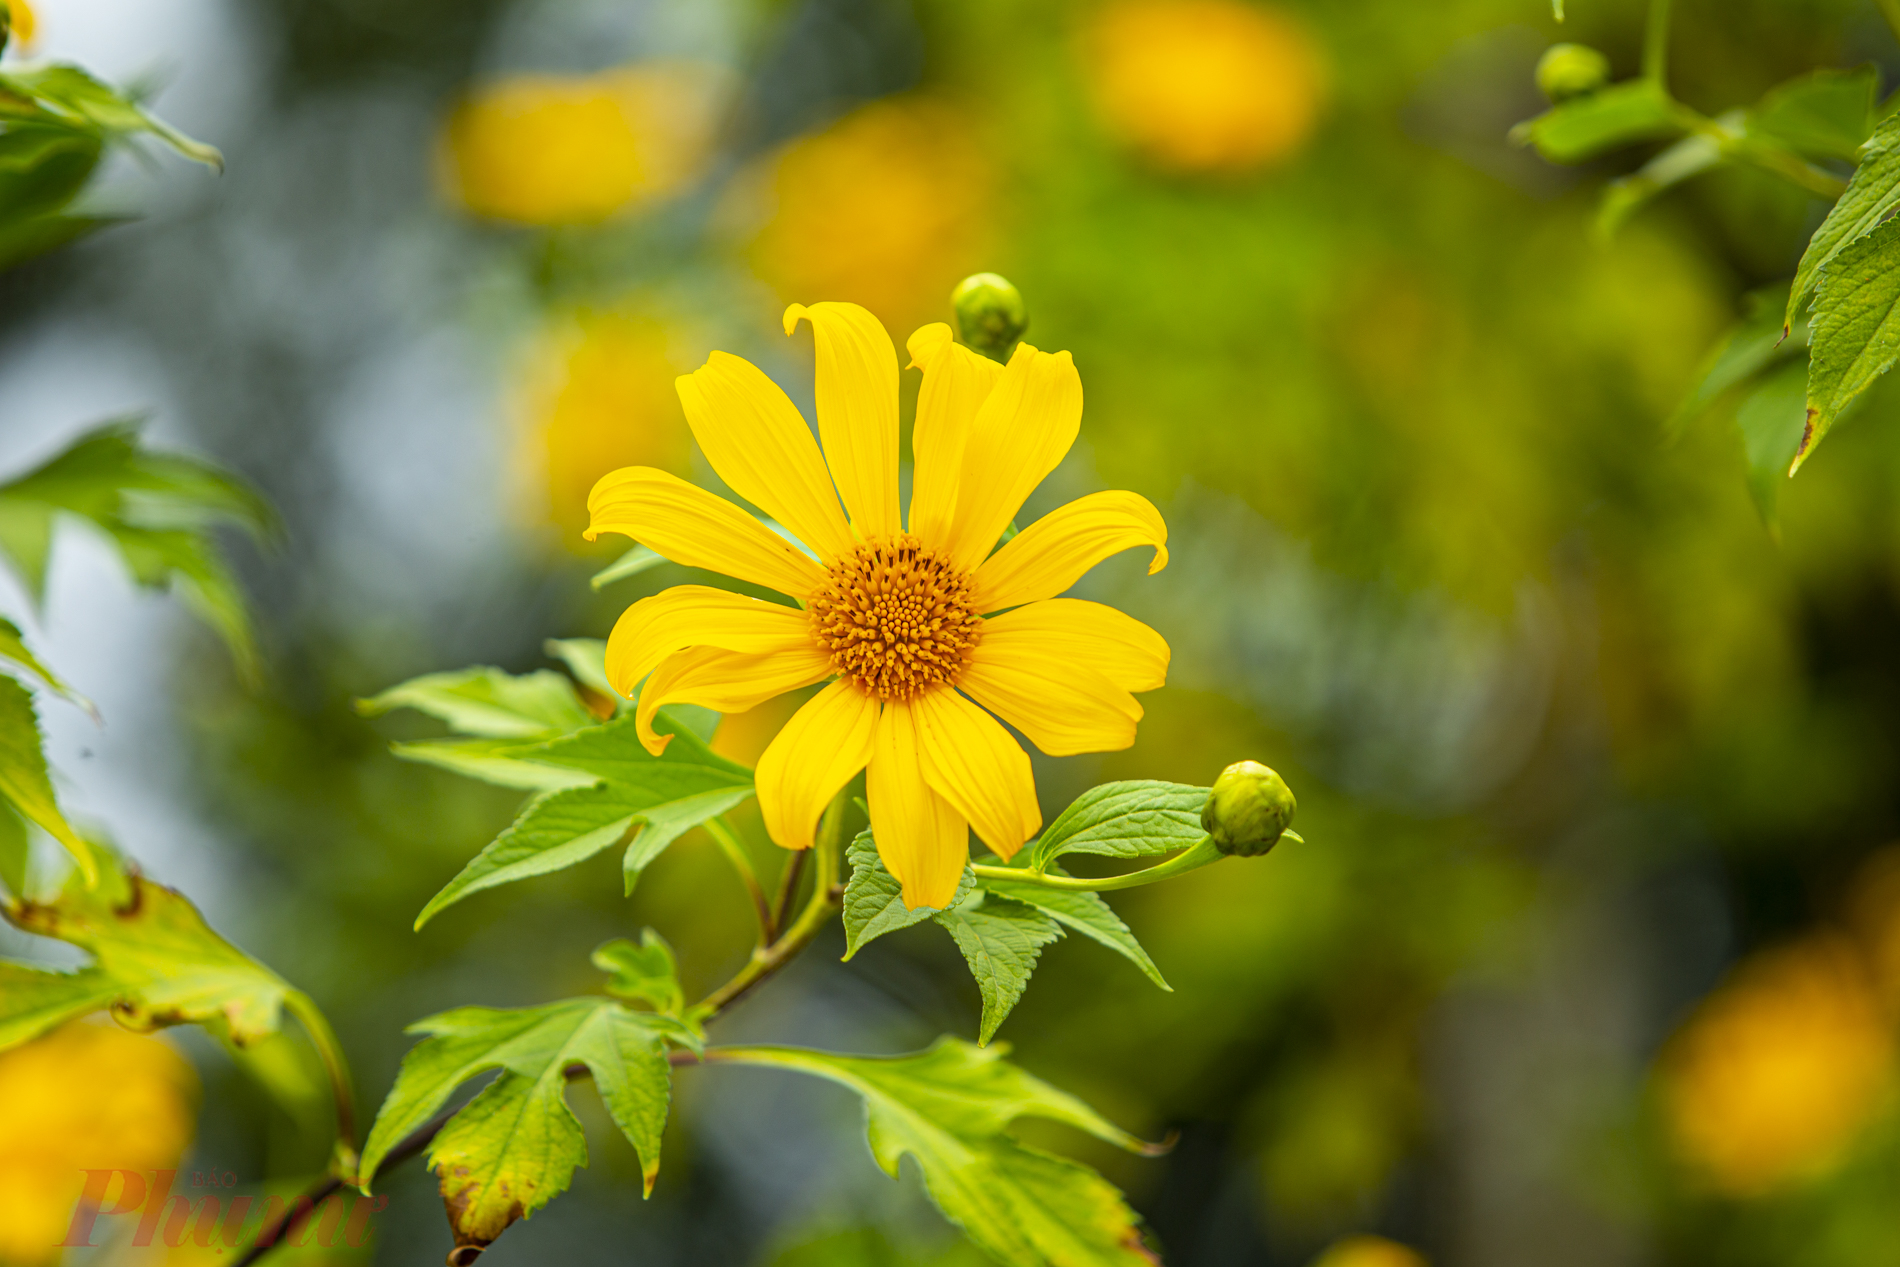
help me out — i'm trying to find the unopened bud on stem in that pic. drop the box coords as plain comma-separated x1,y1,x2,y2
1202,760,1297,857
952,272,1028,363
1536,44,1610,103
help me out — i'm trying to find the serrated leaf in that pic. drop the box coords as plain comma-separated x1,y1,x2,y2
593,930,684,1016
361,997,693,1256
6,847,291,1044
0,423,274,680
1736,358,1811,530
974,876,1170,992
1511,79,1680,164
936,896,1063,1046
358,666,594,739
842,828,973,958
0,616,92,715
1799,214,1900,471
1668,282,1804,438
0,675,95,881
1747,65,1876,162
1788,113,1900,331
590,544,666,590
1027,780,1208,873
717,1040,1161,1267
414,712,754,927
0,961,118,1048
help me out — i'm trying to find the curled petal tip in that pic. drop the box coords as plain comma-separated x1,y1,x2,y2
782,303,810,336
1147,543,1170,574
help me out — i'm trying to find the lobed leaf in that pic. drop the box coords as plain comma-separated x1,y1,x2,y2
1511,79,1680,165
936,896,1063,1046
842,828,973,959
358,666,595,739
0,961,117,1048
388,738,598,792
1799,214,1900,471
1788,112,1900,331
0,676,95,880
974,875,1170,993
593,929,685,1016
716,1039,1162,1267
1027,780,1207,873
0,616,92,715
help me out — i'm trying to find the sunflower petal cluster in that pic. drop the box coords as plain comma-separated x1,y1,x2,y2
586,301,1169,908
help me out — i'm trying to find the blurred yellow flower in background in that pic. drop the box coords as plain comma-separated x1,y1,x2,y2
516,310,692,541
740,98,993,338
0,1021,196,1265
1080,0,1325,175
4,0,34,46
1310,1234,1429,1267
443,62,729,224
1661,936,1893,1195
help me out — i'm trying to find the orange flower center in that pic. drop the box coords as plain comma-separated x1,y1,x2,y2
809,535,981,701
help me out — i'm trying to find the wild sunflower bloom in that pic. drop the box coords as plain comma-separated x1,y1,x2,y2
586,302,1169,908
4,0,35,46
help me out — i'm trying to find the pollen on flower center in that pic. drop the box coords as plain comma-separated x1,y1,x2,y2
809,535,982,701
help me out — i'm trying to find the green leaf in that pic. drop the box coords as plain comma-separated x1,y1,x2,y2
717,1039,1162,1267
0,121,102,219
388,738,599,791
593,930,685,1016
1799,214,1900,471
360,997,695,1255
358,666,595,739
842,828,974,959
0,423,275,681
1599,130,1724,237
590,544,666,590
543,637,622,706
1736,359,1811,529
1747,65,1876,162
1788,112,1900,331
1027,780,1208,873
1511,79,1681,164
0,675,96,881
5,846,292,1044
1668,282,1803,438
936,896,1063,1046
0,961,118,1048
0,64,223,168
414,712,754,927
0,616,93,715
974,876,1170,993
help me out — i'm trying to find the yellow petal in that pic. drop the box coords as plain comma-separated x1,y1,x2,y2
635,643,833,755
755,680,879,850
784,302,900,537
676,352,856,562
976,598,1169,693
936,342,1083,571
960,648,1141,757
587,465,827,598
909,687,1040,860
905,323,1004,546
868,701,970,909
603,585,816,701
971,489,1168,612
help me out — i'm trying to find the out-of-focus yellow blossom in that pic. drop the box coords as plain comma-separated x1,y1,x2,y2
740,98,992,338
1080,0,1325,174
1310,1234,1429,1267
0,1021,196,1265
443,62,728,224
516,311,692,540
4,0,34,45
1661,936,1893,1195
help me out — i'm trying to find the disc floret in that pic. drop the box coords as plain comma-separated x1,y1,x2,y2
810,535,982,701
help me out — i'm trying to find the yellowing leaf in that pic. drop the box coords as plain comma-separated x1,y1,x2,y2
0,676,95,882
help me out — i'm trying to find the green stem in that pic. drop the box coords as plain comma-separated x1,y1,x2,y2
704,815,774,947
971,836,1229,892
1643,0,1674,84
690,792,847,1020
283,989,358,1167
1878,0,1900,47
769,847,808,940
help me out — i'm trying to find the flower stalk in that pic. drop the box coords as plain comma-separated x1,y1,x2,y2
703,814,775,946
283,988,359,1172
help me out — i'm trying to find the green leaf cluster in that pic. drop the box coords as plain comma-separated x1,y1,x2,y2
0,61,220,269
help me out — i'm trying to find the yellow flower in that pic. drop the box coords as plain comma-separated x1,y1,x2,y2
586,302,1170,908
517,310,692,540
4,0,34,45
741,98,992,338
1079,0,1326,175
443,62,728,225
1661,936,1893,1195
0,1020,196,1265
1310,1235,1429,1267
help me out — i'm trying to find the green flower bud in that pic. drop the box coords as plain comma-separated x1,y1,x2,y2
1536,44,1611,103
1201,760,1297,857
952,272,1028,364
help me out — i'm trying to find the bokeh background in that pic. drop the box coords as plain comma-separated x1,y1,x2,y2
6,0,1900,1264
